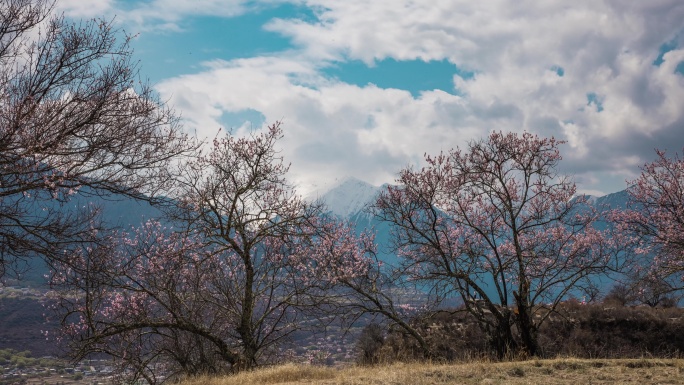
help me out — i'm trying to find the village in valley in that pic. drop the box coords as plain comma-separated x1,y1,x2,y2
0,349,113,385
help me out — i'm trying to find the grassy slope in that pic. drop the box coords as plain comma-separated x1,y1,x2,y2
181,358,684,385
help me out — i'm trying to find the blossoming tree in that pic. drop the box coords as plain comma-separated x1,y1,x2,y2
0,0,193,278
611,149,684,294
374,132,616,357
169,122,331,368
303,219,436,356
50,222,237,383
51,123,334,379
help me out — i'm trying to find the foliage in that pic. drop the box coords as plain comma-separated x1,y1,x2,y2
539,301,684,358
355,324,386,365
0,348,61,371
604,278,681,308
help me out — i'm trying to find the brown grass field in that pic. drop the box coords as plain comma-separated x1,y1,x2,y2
180,358,684,385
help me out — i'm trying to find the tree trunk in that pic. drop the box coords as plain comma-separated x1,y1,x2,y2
237,252,259,371
488,312,517,359
516,309,538,357
514,290,539,357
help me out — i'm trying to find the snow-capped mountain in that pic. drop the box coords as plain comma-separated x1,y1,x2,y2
309,177,385,219
313,177,632,222
572,189,630,225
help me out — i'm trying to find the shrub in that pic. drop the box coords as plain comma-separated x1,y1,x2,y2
355,324,386,365
357,302,684,362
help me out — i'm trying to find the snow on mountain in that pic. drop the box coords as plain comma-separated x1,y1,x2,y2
312,177,632,221
309,177,383,219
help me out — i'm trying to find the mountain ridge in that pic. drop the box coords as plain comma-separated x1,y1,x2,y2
316,177,630,221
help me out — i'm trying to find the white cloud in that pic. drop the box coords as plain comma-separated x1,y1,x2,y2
155,0,684,195
75,0,252,32
156,56,489,194
57,0,114,18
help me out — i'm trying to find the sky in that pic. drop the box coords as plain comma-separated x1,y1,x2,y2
58,0,684,196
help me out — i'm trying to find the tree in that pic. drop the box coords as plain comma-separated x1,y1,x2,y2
374,132,616,358
603,283,634,306
0,0,193,278
611,149,684,293
603,276,680,308
51,123,330,379
170,122,328,368
633,274,680,308
305,218,437,357
51,221,241,383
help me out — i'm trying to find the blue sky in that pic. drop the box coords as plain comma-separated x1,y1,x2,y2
59,0,684,196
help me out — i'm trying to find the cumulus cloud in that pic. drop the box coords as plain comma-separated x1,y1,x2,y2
156,56,481,193
151,0,684,195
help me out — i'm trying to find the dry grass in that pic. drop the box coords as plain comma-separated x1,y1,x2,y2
180,358,684,385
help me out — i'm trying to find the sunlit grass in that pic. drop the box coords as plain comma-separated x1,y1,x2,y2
180,358,684,385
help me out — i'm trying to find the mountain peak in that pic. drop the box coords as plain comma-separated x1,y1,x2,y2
331,176,375,190
313,177,382,218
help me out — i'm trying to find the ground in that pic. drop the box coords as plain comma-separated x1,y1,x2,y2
180,358,684,385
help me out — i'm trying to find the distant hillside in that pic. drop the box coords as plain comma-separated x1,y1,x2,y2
0,190,166,355
314,177,631,221
19,189,165,285
0,294,59,357
312,177,632,270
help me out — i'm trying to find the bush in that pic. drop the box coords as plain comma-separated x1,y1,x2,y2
355,324,386,365
357,302,684,362
538,302,684,358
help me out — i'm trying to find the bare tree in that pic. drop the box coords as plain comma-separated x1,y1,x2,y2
0,0,194,278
